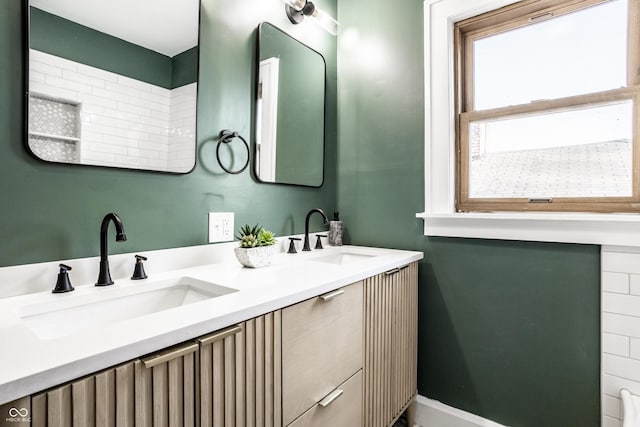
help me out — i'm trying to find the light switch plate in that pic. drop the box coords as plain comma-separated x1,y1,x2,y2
208,212,234,243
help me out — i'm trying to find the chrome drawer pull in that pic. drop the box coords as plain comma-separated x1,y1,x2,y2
320,289,345,301
318,389,344,407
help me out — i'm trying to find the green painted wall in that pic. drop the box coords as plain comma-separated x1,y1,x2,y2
0,0,337,268
172,46,198,89
336,1,600,427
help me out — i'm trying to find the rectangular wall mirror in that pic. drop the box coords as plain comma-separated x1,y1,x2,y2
26,0,200,173
255,22,325,187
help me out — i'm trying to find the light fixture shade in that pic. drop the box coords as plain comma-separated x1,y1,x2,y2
311,7,339,35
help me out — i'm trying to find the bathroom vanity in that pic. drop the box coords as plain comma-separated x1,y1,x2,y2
0,243,422,426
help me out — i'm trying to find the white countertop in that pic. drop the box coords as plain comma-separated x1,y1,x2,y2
0,244,423,404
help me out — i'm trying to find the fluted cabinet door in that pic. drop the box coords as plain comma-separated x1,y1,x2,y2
30,361,136,427
392,263,418,417
199,311,282,427
363,262,418,427
135,341,199,427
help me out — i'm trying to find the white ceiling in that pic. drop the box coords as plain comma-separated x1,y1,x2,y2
30,0,199,57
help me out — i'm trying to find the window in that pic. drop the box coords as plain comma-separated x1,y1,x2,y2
454,0,640,213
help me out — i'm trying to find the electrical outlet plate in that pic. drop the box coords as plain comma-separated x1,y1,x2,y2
208,212,234,243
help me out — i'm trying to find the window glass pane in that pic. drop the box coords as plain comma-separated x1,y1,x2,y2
468,100,633,198
474,0,628,110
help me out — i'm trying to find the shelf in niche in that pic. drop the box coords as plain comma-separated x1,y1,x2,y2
28,131,80,143
28,93,82,163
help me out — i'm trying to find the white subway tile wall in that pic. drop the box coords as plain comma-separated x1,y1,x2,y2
168,83,197,172
29,50,197,172
602,247,640,427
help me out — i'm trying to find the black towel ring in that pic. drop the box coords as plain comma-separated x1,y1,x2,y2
216,130,250,174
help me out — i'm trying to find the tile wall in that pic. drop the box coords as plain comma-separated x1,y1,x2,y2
28,49,196,172
602,246,640,427
167,83,197,172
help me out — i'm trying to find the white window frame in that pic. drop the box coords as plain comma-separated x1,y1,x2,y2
417,0,640,246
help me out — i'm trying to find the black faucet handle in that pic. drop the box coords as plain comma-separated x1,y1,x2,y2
131,255,148,280
53,264,74,293
288,237,302,254
315,234,327,250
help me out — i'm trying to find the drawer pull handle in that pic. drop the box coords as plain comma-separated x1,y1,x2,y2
198,324,243,346
318,388,344,407
384,264,409,276
320,289,345,301
141,342,199,368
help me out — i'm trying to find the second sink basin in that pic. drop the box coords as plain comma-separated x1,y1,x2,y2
19,277,237,340
310,251,376,265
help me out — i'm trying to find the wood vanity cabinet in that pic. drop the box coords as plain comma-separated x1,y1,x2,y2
281,262,419,427
4,261,418,427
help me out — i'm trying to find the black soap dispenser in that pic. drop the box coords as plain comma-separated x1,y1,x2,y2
52,264,74,293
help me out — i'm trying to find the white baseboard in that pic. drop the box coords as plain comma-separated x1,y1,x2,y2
414,395,508,427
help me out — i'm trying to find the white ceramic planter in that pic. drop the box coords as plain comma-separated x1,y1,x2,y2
234,245,277,268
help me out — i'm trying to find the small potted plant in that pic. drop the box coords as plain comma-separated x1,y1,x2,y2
234,224,278,268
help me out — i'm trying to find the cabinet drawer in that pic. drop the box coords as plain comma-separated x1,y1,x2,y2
282,281,363,425
288,370,362,427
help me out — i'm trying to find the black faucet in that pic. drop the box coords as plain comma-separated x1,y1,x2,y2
96,212,127,286
302,208,329,251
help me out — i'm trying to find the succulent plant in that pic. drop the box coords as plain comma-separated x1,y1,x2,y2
239,234,258,248
237,224,276,248
257,229,276,246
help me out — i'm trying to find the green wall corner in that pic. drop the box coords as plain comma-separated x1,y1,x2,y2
172,46,198,89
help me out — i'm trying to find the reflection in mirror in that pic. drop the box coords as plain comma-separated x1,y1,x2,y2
256,23,325,187
27,0,200,173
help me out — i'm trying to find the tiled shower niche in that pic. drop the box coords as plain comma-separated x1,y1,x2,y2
28,94,80,163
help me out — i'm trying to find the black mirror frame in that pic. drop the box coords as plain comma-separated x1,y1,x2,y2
253,22,327,188
22,0,202,175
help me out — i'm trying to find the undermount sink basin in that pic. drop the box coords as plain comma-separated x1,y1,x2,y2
19,277,237,340
310,252,376,265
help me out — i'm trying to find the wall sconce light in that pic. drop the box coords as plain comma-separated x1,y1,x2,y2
282,0,339,35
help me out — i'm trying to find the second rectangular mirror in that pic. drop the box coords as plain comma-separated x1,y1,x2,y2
255,22,325,187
